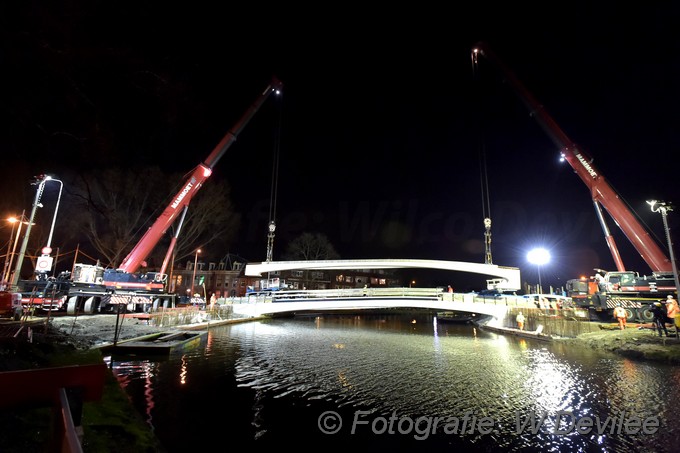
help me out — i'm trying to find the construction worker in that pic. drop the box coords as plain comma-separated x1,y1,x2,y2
651,302,669,337
516,312,525,330
665,294,679,337
613,303,627,330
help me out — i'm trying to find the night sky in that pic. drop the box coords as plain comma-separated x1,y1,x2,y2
1,3,679,290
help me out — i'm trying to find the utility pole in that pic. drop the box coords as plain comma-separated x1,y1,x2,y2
11,178,46,289
2,211,25,283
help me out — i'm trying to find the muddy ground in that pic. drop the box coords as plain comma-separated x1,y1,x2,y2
558,322,680,364
46,313,165,349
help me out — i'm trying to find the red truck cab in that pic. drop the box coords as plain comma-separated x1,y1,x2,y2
0,291,23,321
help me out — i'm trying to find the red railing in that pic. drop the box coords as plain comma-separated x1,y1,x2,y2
0,363,107,452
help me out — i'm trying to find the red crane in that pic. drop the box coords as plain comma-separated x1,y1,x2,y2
472,43,671,274
15,77,283,315
113,77,283,277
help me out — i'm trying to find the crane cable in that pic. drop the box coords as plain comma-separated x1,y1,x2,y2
268,103,282,226
266,90,284,262
472,49,493,265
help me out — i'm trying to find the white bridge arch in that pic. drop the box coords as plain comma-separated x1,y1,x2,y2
245,259,521,290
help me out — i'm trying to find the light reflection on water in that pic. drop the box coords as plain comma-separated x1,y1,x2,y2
107,314,680,452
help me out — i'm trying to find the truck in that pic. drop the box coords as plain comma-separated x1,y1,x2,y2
0,291,23,320
472,43,676,322
17,77,283,315
245,277,292,297
565,269,675,322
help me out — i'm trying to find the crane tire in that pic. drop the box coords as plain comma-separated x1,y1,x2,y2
638,305,654,323
66,296,79,315
84,296,98,314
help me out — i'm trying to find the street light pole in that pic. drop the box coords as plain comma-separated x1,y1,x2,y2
648,200,680,298
44,177,63,251
191,249,201,300
35,177,64,277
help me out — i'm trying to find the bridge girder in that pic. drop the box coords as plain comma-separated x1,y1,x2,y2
245,259,521,290
231,297,511,319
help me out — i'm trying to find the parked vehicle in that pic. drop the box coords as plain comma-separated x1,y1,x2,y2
0,291,23,320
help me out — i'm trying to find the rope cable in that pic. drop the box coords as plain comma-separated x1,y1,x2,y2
269,93,283,224
473,49,493,264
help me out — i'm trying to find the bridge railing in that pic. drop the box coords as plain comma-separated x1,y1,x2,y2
230,289,563,311
269,287,446,301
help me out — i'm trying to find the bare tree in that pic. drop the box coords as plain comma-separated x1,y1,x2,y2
65,166,239,268
169,177,240,264
282,232,340,261
64,166,164,267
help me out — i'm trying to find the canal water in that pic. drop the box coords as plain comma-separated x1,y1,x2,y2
105,313,680,452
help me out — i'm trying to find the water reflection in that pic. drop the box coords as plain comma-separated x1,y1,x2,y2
107,314,680,452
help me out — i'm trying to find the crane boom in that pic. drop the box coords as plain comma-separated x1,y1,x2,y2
13,77,284,316
472,43,671,273
117,77,283,274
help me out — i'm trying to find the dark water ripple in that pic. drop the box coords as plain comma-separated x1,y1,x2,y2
108,314,680,452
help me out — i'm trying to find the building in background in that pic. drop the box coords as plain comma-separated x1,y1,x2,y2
170,254,402,301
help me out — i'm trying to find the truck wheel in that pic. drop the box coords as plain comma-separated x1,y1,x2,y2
84,297,98,314
638,306,654,323
67,296,79,315
13,308,22,321
624,308,636,322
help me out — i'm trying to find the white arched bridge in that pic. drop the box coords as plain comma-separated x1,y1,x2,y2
245,258,521,290
235,259,523,320
230,289,515,319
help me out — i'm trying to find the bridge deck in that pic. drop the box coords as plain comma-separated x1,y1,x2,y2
231,288,546,319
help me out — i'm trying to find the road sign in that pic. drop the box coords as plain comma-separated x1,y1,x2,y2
36,255,53,272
